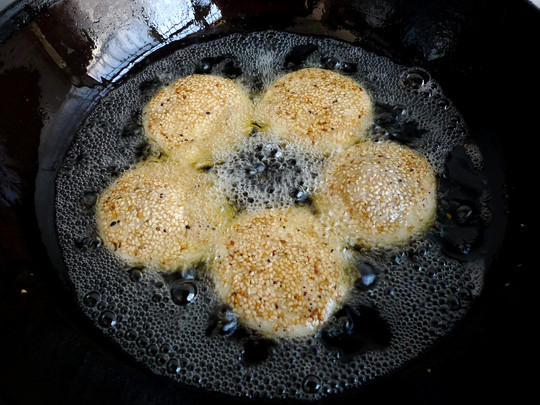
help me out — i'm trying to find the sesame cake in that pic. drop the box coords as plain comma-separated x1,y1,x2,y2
313,140,437,249
255,68,373,155
142,74,254,167
95,159,230,270
210,206,353,338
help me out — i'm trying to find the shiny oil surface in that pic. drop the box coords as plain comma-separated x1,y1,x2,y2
0,0,538,404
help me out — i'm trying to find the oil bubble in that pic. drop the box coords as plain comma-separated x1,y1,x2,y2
75,236,102,251
166,358,183,374
354,262,379,290
79,192,97,209
125,329,138,340
156,353,169,366
98,310,117,328
83,291,101,307
146,343,159,356
53,30,497,402
302,375,321,394
399,67,431,91
128,268,143,282
170,281,197,305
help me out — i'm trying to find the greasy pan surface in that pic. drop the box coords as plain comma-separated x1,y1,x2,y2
1,0,538,404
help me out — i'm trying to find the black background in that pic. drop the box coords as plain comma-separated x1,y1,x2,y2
1,0,538,404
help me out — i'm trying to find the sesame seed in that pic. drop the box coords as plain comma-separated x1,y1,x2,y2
96,68,438,339
255,68,373,155
313,141,437,249
142,74,254,166
210,207,352,338
96,160,230,270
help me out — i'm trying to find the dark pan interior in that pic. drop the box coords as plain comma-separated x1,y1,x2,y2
1,0,538,404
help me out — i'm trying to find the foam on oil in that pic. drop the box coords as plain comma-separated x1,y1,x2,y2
54,31,496,400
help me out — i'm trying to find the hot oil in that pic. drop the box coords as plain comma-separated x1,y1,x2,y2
212,131,325,213
53,31,498,400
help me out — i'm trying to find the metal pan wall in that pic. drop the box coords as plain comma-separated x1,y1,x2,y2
1,0,538,404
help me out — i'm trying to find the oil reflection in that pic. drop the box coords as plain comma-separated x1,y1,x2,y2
27,0,222,85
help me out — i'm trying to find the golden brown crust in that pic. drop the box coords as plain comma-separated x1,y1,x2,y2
211,207,352,338
313,141,437,249
142,74,254,166
255,68,373,155
96,160,229,270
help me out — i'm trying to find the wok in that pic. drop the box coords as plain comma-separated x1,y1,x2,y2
0,0,538,403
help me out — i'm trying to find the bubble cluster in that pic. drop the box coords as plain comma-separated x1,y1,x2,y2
213,132,324,212
53,31,496,401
